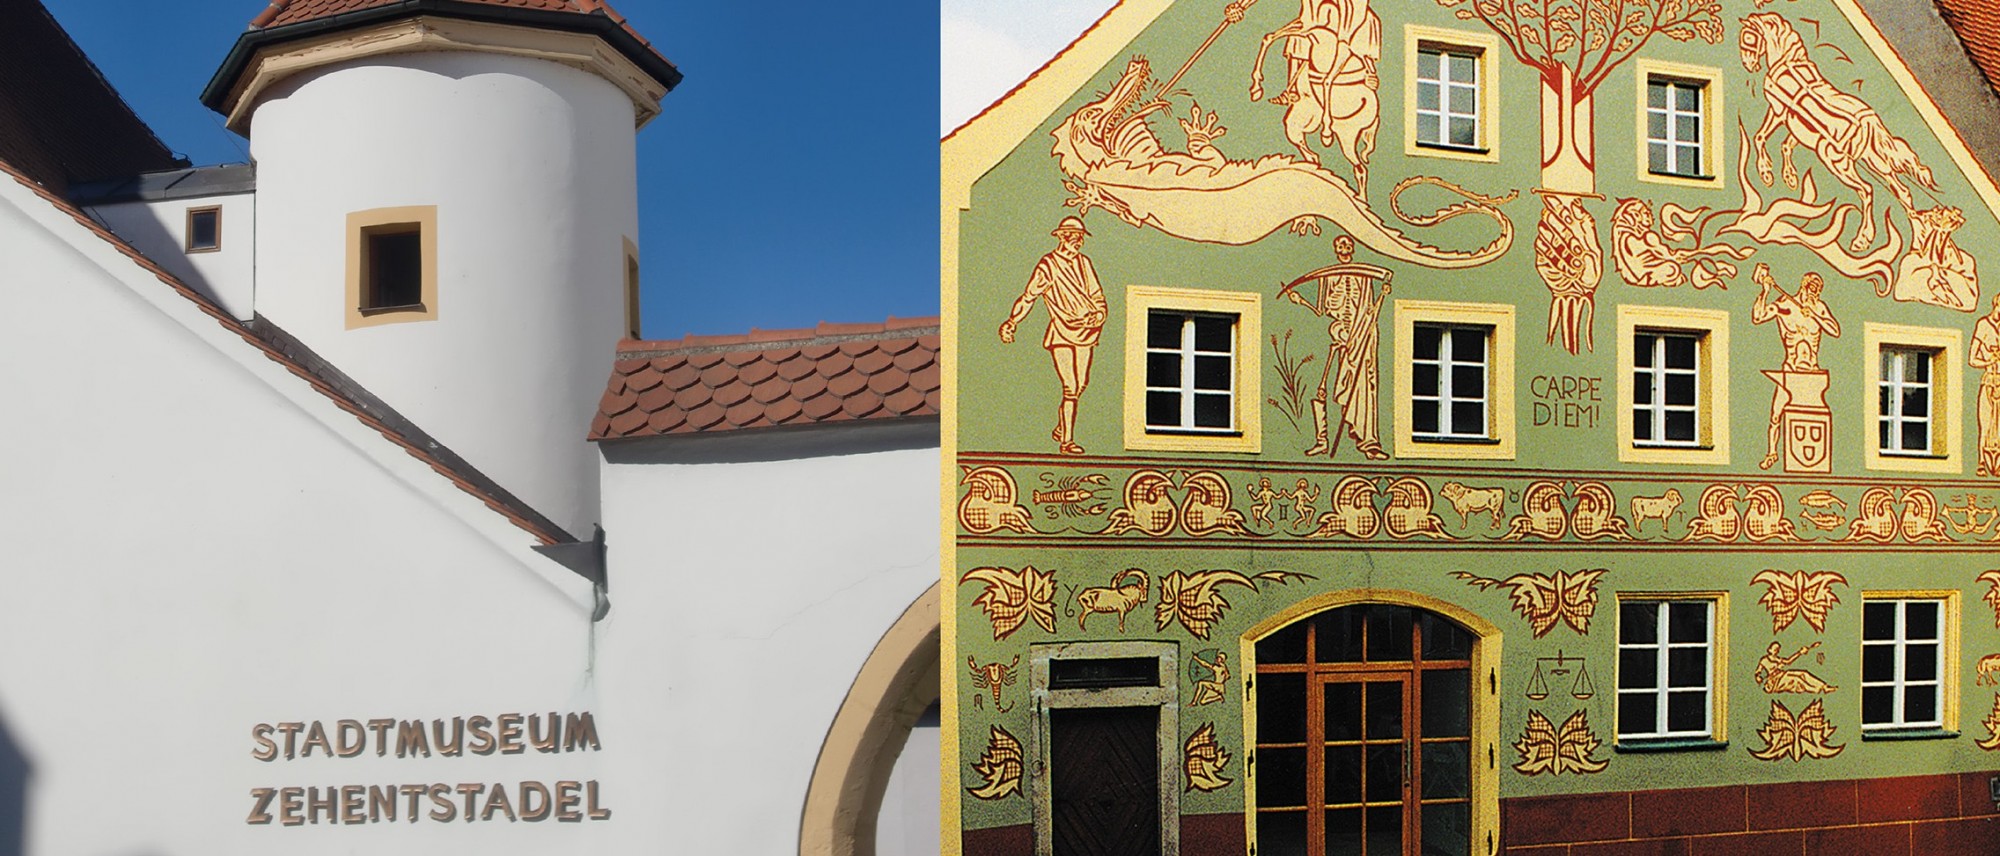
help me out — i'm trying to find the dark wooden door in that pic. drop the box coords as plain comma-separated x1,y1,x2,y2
1050,706,1159,856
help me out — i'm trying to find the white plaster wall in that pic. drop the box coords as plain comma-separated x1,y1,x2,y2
250,50,639,540
88,193,256,320
0,159,626,855
596,427,941,855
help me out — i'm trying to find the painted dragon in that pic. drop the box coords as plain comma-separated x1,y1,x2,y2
1050,56,1515,268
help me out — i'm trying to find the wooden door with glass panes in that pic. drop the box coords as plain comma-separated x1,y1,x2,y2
1254,605,1474,856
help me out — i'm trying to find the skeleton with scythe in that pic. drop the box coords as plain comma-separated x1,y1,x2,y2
1278,235,1391,459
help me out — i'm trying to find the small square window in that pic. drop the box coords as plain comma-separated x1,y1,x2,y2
1632,331,1702,446
345,205,437,328
1616,597,1718,741
1410,323,1490,440
186,206,221,253
1861,598,1949,731
1416,47,1480,150
1144,311,1238,434
1879,348,1936,456
1647,78,1707,178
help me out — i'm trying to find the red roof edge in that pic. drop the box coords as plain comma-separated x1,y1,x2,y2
0,154,570,547
622,316,943,356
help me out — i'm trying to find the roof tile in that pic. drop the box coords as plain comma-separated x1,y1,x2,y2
587,317,940,440
1940,0,2000,95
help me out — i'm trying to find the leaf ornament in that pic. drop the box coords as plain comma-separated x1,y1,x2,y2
961,566,1057,641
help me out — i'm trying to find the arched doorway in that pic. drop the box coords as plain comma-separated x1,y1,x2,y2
799,584,940,856
1243,594,1499,856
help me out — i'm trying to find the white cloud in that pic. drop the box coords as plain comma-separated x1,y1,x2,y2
941,0,1117,137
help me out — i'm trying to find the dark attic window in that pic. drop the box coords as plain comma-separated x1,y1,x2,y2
185,206,221,253
362,226,424,312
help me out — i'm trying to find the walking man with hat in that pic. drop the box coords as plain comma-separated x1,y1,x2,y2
1000,217,1108,455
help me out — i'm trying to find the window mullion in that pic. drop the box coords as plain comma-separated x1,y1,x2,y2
1179,318,1196,430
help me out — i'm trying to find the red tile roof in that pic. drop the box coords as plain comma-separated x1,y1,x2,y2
1939,0,2000,95
591,319,942,441
0,154,571,547
242,0,673,83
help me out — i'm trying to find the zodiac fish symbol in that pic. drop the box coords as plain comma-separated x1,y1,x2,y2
966,725,1024,800
1797,489,1847,531
1513,709,1609,776
1183,723,1234,792
1453,568,1605,638
1751,569,1847,634
967,656,1019,713
958,466,1040,535
1302,475,1382,539
1749,699,1844,762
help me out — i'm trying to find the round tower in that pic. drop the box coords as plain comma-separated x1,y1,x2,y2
204,0,680,539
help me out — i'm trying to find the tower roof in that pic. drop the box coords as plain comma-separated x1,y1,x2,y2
203,0,680,128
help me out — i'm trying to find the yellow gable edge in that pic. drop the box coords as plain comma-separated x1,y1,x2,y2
1831,0,2000,230
938,3,1170,849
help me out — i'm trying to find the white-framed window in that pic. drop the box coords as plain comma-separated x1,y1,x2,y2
1123,286,1261,453
1634,60,1724,188
1632,331,1701,447
1647,77,1706,178
1411,323,1489,440
1416,47,1479,150
1144,310,1237,433
1878,348,1934,456
1616,598,1717,741
1393,300,1514,460
1861,598,1947,731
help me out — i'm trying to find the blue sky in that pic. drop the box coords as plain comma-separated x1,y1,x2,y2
44,0,940,341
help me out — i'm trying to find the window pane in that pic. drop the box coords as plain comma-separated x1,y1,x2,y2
1676,83,1700,112
1665,373,1696,406
1367,607,1413,661
1414,325,1442,360
1861,644,1894,680
1634,372,1656,406
1449,117,1477,147
1664,336,1697,368
1147,312,1182,349
1905,645,1939,682
189,211,219,249
1325,682,1363,742
1325,808,1363,854
1194,393,1231,429
1861,686,1895,725
1145,391,1179,427
1619,692,1657,735
1326,746,1364,804
1365,805,1402,853
1259,747,1307,806
1902,420,1929,453
1421,615,1473,660
1451,327,1486,362
1619,648,1658,690
1450,401,1484,435
1902,387,1930,419
1193,315,1233,352
1906,602,1939,639
1256,811,1305,855
1365,745,1403,802
1449,53,1476,82
1880,419,1893,451
1414,400,1440,435
1417,113,1441,144
1447,85,1475,115
1633,408,1654,441
1418,50,1440,79
1422,802,1472,855
1451,364,1485,397
1258,623,1308,664
1666,691,1706,732
1634,335,1657,368
1905,686,1939,723
1260,673,1308,742
1667,648,1707,687
1315,607,1367,663
1676,144,1700,176
1413,363,1441,397
1620,603,1658,645
1863,602,1897,640
1668,603,1708,643
1421,742,1470,798
1422,671,1471,738
1365,681,1403,740
1664,409,1696,442
1650,144,1670,174
1146,353,1180,388
1911,353,1931,383
1677,114,1700,144
1194,355,1231,391
1648,80,1667,109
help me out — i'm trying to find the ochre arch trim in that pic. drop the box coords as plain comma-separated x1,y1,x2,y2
1238,588,1503,856
799,583,941,856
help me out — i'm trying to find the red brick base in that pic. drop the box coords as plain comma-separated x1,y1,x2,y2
1502,773,2000,855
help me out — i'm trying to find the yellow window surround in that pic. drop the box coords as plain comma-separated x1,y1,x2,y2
1403,25,1501,164
1863,323,1962,473
1616,304,1730,465
1634,58,1727,190
1123,285,1261,454
1392,300,1515,460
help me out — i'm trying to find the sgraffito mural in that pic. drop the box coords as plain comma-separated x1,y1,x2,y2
948,0,2000,844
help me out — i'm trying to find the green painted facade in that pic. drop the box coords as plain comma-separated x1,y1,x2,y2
946,0,2000,848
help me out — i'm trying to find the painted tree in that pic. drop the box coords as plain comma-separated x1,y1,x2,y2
1436,0,1724,353
1436,0,1725,192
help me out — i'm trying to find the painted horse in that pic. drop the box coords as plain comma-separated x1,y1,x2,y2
1249,0,1381,199
1739,12,1937,253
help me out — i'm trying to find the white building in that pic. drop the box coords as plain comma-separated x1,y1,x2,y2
0,1,939,854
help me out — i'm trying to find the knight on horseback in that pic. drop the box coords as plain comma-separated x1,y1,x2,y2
1250,0,1381,198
